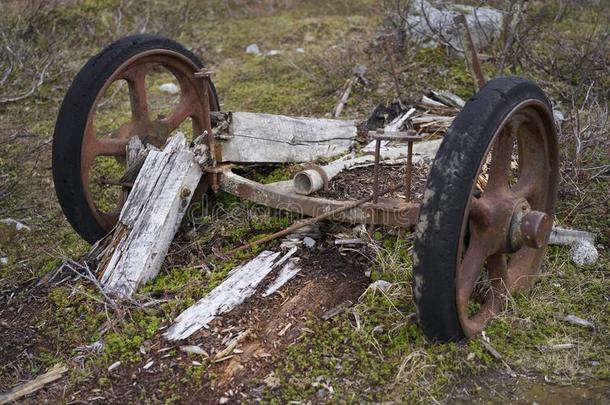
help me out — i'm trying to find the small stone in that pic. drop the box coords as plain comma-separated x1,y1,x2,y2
266,50,281,56
303,237,316,249
296,47,305,53
466,352,475,361
108,361,121,371
0,257,8,266
369,280,391,292
553,109,565,124
143,360,154,370
219,397,229,404
246,44,261,55
158,83,179,95
570,240,598,266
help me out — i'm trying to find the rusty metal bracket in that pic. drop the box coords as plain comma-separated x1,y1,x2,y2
219,169,419,229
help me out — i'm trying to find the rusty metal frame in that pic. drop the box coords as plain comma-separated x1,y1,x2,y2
218,168,419,229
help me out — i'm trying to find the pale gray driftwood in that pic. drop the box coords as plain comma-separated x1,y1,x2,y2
97,133,202,298
0,364,68,404
165,248,297,341
214,112,356,163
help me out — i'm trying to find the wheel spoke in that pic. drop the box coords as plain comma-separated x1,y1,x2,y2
485,125,514,194
511,175,537,200
161,97,194,133
91,138,128,158
126,66,150,123
456,231,488,322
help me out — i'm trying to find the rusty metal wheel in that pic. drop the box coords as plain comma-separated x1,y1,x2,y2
413,77,559,342
53,34,218,243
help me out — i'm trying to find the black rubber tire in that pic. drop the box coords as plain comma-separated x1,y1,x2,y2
412,76,555,342
52,34,219,244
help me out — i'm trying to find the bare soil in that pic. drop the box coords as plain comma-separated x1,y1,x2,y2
58,245,370,403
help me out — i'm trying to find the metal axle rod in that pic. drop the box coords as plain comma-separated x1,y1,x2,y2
227,181,405,255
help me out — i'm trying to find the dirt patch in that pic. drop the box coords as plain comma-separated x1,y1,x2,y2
63,244,370,403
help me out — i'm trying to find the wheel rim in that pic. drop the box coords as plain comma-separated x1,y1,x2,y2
80,49,217,231
456,99,558,337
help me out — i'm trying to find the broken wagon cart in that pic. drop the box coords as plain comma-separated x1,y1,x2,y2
52,34,558,342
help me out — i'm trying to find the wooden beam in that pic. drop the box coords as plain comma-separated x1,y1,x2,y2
213,112,356,163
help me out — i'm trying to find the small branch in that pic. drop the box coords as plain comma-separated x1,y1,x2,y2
0,62,50,104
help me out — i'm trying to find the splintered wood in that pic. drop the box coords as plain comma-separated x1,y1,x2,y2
95,133,202,298
213,112,356,163
165,248,299,341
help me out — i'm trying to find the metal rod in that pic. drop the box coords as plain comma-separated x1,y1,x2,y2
405,140,413,202
372,138,382,204
454,14,486,89
226,181,405,256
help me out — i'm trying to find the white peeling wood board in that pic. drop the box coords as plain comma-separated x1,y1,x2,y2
97,133,202,298
165,248,297,341
262,259,301,297
217,112,357,163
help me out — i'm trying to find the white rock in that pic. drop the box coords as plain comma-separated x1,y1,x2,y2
553,109,565,124
108,361,121,371
570,240,598,266
143,360,154,370
296,47,305,53
0,257,8,266
369,280,392,292
266,50,281,56
303,236,316,249
405,1,504,50
158,83,179,95
246,43,261,55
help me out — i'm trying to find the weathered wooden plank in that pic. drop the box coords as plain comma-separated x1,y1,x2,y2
262,259,301,297
0,364,68,404
165,249,297,341
97,133,202,298
215,112,357,163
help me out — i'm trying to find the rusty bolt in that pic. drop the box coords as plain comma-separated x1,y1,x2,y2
180,187,192,199
520,211,552,249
